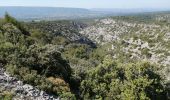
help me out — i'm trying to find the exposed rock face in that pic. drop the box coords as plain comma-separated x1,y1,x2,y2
0,68,59,100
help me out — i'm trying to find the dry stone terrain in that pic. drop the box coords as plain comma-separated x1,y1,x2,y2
80,18,170,80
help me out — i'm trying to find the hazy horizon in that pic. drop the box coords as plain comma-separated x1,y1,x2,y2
0,6,170,11
1,1,170,21
1,0,170,9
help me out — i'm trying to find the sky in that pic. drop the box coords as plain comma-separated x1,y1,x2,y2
0,0,170,9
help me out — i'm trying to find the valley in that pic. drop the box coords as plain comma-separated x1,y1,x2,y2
0,12,170,99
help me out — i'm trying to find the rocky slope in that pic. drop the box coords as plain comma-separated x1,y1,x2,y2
0,67,59,100
80,17,170,80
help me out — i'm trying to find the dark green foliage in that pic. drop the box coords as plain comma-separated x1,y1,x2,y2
0,15,74,97
81,56,166,99
23,44,72,79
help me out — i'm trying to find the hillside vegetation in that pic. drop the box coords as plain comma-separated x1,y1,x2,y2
0,13,170,99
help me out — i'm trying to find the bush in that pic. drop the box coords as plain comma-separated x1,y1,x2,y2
23,44,72,80
47,77,70,93
0,90,14,100
60,92,76,100
81,56,166,99
4,13,29,35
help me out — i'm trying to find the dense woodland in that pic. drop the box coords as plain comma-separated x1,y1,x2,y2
0,13,170,99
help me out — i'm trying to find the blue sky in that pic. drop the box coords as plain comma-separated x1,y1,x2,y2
0,0,170,9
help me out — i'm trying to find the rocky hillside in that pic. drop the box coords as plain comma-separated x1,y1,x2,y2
0,68,59,100
80,17,170,80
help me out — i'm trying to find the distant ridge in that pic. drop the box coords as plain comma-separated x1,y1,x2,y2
0,6,170,21
0,6,101,21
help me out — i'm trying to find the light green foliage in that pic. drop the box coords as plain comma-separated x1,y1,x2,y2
89,44,109,61
81,56,166,99
1,23,25,44
30,29,53,44
60,91,76,100
64,43,90,59
0,18,5,28
0,89,14,100
4,13,29,35
52,36,69,45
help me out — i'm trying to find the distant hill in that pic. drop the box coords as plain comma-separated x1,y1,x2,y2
91,8,170,13
0,7,105,21
0,7,170,21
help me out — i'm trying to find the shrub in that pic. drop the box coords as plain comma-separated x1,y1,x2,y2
4,13,29,35
0,90,14,100
81,56,166,99
23,44,72,80
47,77,70,93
